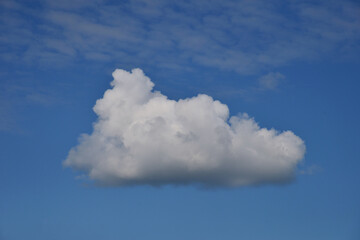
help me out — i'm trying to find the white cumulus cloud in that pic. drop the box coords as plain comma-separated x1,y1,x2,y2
64,68,305,187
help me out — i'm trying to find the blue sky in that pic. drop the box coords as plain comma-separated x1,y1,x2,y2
1,0,360,239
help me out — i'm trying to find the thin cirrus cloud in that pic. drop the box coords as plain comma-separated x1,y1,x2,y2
1,0,359,73
64,69,305,187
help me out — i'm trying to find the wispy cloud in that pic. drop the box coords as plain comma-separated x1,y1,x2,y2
299,164,322,175
0,71,69,131
258,72,285,90
1,0,359,74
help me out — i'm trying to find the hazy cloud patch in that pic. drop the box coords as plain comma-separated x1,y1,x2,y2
299,164,322,175
258,72,285,90
1,0,359,74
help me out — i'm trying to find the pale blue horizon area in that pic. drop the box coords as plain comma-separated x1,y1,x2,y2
1,0,360,239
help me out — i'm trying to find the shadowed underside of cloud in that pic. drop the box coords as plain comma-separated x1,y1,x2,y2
64,69,305,187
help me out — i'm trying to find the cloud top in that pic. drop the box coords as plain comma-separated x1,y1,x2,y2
64,69,305,187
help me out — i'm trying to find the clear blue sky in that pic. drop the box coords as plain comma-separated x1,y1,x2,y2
1,0,360,239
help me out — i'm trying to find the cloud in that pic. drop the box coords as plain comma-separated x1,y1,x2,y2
299,164,322,175
258,72,285,90
64,68,305,187
1,0,359,74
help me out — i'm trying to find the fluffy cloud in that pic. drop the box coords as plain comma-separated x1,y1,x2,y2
64,69,305,187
